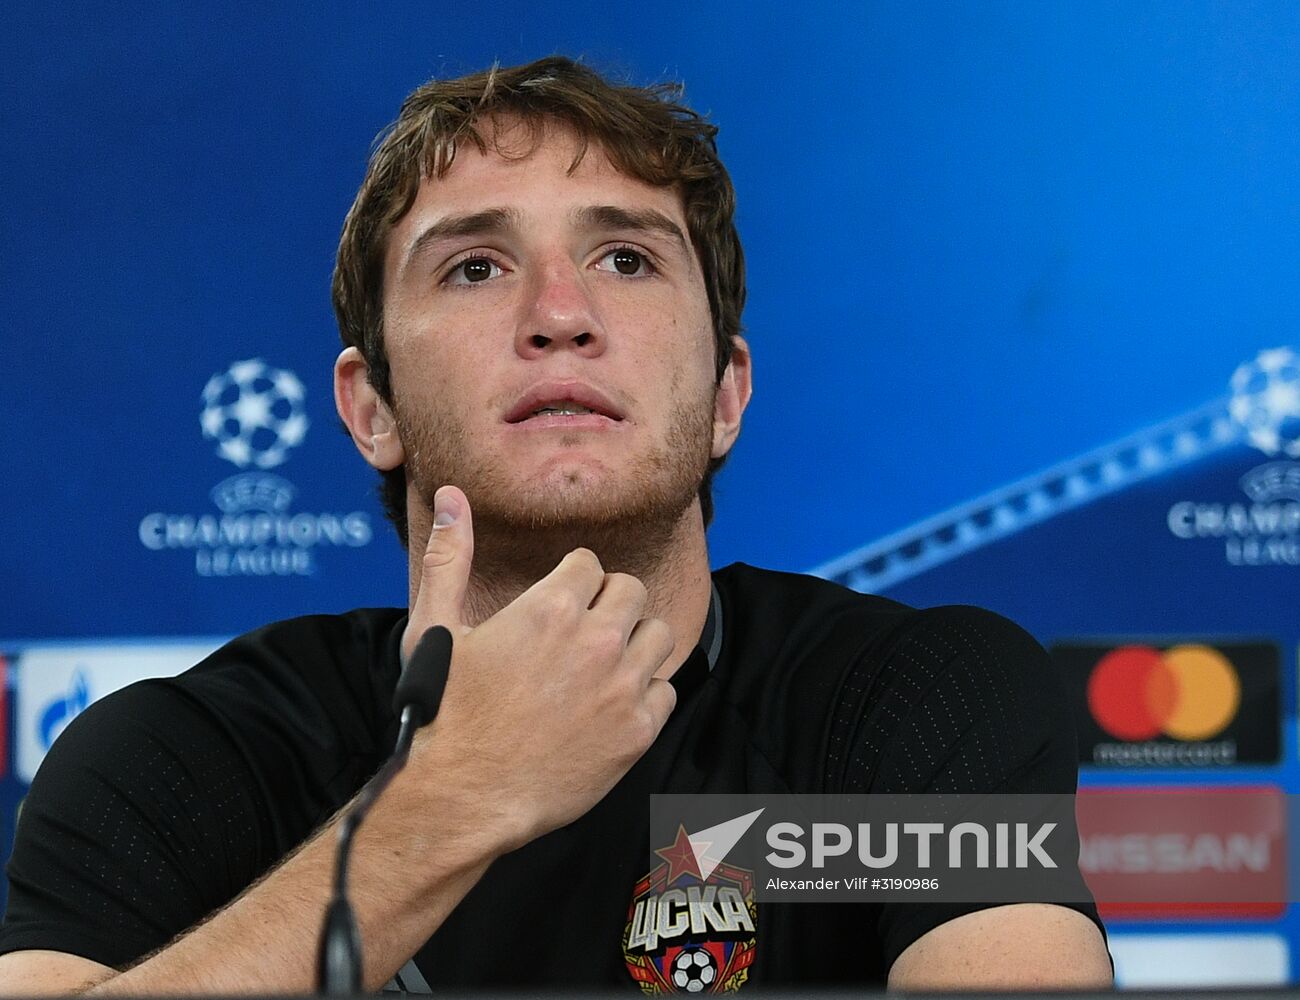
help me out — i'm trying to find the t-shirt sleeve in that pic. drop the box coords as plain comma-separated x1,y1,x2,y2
0,680,274,968
828,605,1107,973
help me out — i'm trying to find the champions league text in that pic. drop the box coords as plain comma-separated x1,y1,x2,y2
138,511,372,576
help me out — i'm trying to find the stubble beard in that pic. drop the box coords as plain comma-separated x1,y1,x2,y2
394,383,717,586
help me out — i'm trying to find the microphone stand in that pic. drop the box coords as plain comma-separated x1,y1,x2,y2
318,626,454,995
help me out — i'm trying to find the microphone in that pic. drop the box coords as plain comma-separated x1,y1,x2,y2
317,625,454,995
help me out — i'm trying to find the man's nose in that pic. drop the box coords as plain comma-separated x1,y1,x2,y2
516,260,606,358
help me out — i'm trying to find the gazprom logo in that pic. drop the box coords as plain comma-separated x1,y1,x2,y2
38,670,90,750
15,644,220,781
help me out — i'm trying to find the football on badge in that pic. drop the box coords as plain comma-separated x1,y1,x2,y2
671,948,717,993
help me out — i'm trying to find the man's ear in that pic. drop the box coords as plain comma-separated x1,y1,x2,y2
712,335,753,459
334,346,405,471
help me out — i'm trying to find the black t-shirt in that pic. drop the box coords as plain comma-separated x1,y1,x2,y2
0,563,1102,989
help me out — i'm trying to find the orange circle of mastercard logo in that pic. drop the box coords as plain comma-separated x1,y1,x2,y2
1086,645,1241,741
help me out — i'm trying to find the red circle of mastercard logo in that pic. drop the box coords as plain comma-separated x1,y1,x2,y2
1086,645,1241,741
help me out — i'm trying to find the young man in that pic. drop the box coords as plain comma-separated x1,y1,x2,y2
0,58,1111,993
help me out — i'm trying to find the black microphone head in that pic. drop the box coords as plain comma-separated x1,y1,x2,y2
395,624,453,723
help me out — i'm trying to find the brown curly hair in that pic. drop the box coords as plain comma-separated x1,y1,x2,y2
332,56,746,545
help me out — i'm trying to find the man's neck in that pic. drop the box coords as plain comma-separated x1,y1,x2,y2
405,503,714,680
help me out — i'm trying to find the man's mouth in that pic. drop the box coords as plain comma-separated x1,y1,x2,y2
505,383,626,424
511,400,621,427
528,401,600,418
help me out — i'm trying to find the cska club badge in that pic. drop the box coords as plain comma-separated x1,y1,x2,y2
623,825,758,993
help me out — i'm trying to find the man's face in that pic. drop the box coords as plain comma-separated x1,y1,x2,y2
378,121,726,540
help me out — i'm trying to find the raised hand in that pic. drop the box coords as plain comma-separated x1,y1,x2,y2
405,485,678,851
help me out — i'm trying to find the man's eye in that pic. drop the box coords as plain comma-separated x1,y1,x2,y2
447,257,502,285
597,248,653,277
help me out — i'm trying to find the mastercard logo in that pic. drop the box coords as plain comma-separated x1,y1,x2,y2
1086,645,1241,742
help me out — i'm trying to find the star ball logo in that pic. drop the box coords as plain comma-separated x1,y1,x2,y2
137,359,373,577
624,812,761,994
1054,641,1279,766
1166,346,1300,567
1229,346,1300,459
199,359,309,470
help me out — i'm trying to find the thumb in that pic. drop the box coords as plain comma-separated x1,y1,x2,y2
407,485,474,656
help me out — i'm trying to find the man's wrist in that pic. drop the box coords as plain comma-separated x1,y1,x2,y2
389,731,523,875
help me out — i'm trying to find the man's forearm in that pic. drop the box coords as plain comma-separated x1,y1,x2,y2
87,750,499,996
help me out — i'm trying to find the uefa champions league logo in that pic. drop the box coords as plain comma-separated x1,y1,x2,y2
200,358,310,469
1228,346,1300,459
1163,345,1300,567
137,357,372,577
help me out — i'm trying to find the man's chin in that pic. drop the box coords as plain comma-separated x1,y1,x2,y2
442,476,701,581
470,482,692,533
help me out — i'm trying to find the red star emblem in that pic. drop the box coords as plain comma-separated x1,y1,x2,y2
655,824,702,884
